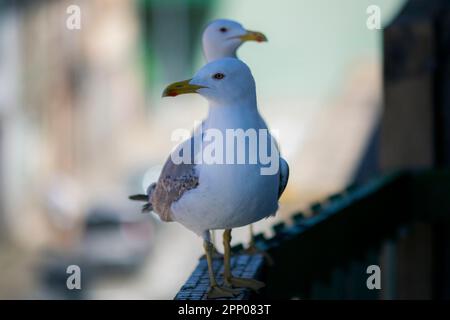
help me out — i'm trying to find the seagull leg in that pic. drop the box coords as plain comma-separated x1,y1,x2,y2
210,230,223,259
244,225,274,266
203,239,237,299
246,224,257,251
223,229,265,292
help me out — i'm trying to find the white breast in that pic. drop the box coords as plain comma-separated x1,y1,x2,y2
171,107,280,236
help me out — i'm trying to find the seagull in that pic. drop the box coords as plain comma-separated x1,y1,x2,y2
203,19,268,252
202,19,267,62
131,58,289,298
137,19,268,254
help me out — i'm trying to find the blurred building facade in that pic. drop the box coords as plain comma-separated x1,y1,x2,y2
0,0,147,247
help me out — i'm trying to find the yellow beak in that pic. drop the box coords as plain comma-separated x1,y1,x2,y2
162,79,207,97
239,30,267,42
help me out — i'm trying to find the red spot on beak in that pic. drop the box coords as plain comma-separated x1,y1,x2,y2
256,36,264,42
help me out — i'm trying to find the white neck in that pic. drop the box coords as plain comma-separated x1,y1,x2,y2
204,48,237,63
205,100,262,130
207,91,257,110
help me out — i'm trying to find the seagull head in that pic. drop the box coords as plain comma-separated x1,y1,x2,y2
162,58,256,107
202,19,267,62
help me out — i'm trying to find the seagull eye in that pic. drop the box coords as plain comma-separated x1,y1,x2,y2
219,27,228,33
212,73,225,80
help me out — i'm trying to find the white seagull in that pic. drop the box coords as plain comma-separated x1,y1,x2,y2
202,19,267,62
203,19,268,252
140,19,269,254
131,58,289,298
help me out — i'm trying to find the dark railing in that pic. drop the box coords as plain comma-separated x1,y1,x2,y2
174,170,450,299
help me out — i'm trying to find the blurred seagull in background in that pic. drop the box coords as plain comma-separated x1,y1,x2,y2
202,19,267,62
131,58,288,298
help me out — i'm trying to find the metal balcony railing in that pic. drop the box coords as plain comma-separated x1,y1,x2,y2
174,170,450,299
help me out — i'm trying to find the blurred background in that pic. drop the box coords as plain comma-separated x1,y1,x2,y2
0,0,406,299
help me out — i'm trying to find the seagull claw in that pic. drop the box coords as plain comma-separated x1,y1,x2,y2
224,277,265,292
206,285,239,299
244,245,274,266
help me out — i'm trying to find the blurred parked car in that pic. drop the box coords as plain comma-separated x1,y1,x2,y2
80,206,154,273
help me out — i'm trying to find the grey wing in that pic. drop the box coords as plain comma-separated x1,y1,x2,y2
259,117,288,199
149,135,200,222
133,123,203,220
278,157,289,199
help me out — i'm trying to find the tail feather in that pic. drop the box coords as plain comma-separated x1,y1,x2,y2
129,182,157,214
142,203,153,213
129,194,148,201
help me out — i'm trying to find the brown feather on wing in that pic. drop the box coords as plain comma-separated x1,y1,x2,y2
149,136,200,222
151,158,198,221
